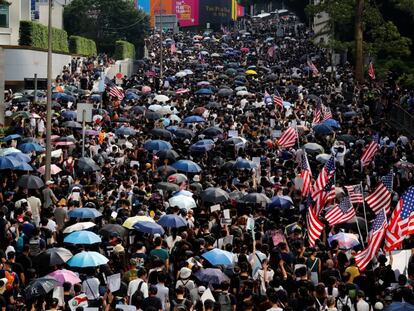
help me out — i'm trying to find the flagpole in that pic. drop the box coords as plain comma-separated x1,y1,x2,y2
360,182,370,239
354,213,365,248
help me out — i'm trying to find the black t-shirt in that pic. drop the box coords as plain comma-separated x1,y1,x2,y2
142,296,162,311
0,294,6,309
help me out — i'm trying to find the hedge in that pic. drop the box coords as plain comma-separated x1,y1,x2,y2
19,21,69,53
114,40,136,60
69,35,97,56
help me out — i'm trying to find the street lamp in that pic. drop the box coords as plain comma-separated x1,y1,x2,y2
45,0,53,181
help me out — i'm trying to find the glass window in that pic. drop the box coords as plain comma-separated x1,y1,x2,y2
0,4,9,28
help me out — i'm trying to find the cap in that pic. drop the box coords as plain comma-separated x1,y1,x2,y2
46,180,54,185
374,302,384,310
179,267,191,279
193,175,200,182
198,286,206,294
113,244,125,253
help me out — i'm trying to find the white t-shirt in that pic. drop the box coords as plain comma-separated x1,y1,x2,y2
127,278,148,303
254,268,274,294
82,277,100,300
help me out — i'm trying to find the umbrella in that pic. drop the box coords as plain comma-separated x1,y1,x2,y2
46,247,73,265
194,268,230,284
0,156,22,170
316,153,331,164
68,208,102,219
225,137,248,147
62,121,82,129
67,251,109,268
63,222,96,234
323,118,341,129
234,159,257,170
239,193,271,205
115,127,136,136
150,128,173,140
205,102,220,109
384,302,414,311
158,214,188,228
338,134,356,142
202,127,223,137
156,149,179,162
202,249,234,266
18,142,44,153
167,173,188,184
48,269,81,285
395,161,414,170
183,115,205,123
85,129,99,136
174,128,194,139
0,147,22,156
190,140,215,152
133,221,165,235
268,196,294,209
154,94,170,102
157,165,177,176
76,157,101,172
193,107,206,115
338,216,367,234
195,88,214,95
38,164,61,175
99,224,128,237
169,195,197,211
2,134,21,142
145,111,162,120
172,160,202,173
304,143,324,154
328,232,360,249
53,136,76,146
15,162,34,171
217,88,233,97
24,277,60,300
313,124,333,135
64,230,101,244
172,190,193,197
144,139,173,152
17,175,44,189
201,187,230,203
245,69,257,75
175,71,187,78
62,110,77,120
156,182,180,192
123,216,155,229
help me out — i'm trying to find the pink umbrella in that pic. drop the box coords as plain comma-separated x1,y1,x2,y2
38,164,62,175
142,86,152,93
48,269,81,285
54,141,75,146
176,88,189,95
240,47,249,53
51,135,60,141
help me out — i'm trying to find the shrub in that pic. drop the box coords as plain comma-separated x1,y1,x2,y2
69,35,97,56
114,40,135,60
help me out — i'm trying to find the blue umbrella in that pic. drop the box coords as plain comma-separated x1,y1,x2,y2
144,140,172,152
384,302,414,311
18,142,44,153
64,231,101,245
125,92,140,100
68,208,102,219
323,118,341,129
2,134,21,142
158,214,187,228
313,124,333,135
133,221,165,235
268,196,294,209
115,126,136,136
194,268,230,284
172,160,202,173
67,251,109,268
8,152,31,163
90,94,102,102
0,156,22,170
190,139,215,152
234,159,257,170
195,88,214,95
14,162,34,171
182,115,205,123
62,110,77,120
202,249,234,266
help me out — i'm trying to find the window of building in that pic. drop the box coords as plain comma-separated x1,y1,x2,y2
0,4,9,28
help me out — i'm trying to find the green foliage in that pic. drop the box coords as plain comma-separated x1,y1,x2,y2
114,40,136,60
63,0,150,57
394,0,414,17
69,36,97,56
19,21,69,53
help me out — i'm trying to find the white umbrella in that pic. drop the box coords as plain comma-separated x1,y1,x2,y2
169,195,197,211
63,222,96,234
170,115,181,122
316,153,331,163
154,94,170,103
175,71,187,78
148,104,163,112
236,90,250,96
184,69,194,75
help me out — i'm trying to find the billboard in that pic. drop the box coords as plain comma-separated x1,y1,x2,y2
150,0,174,27
174,0,199,27
136,0,150,14
199,0,232,27
237,3,245,17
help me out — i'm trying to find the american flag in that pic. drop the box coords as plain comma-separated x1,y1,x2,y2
381,171,394,192
366,182,391,215
106,78,124,101
273,89,284,109
307,204,324,246
312,100,322,124
325,195,356,226
345,184,364,204
313,175,336,214
313,154,336,194
360,141,379,167
322,105,332,121
300,151,312,197
263,91,273,105
278,127,298,149
307,60,319,76
385,186,414,251
355,209,387,271
170,43,177,53
368,61,376,80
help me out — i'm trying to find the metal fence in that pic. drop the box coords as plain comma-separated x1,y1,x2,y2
387,104,414,136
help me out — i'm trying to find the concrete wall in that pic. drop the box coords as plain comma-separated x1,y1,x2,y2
3,47,71,85
106,59,135,80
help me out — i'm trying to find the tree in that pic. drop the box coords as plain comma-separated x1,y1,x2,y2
63,0,150,57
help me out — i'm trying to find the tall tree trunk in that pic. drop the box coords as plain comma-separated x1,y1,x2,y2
355,0,364,82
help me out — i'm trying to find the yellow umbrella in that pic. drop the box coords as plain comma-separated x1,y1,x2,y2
122,216,155,229
245,70,257,75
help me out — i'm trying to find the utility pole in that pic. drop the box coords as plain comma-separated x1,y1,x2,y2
45,0,53,181
355,0,364,82
159,0,163,79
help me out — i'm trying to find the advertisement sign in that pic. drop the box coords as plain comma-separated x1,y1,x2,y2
150,0,174,27
199,0,232,27
136,0,150,14
237,4,245,17
175,0,199,27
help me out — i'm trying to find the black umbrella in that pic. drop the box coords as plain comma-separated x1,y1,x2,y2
205,102,220,109
24,277,60,300
62,121,82,129
145,111,162,120
131,106,146,114
156,149,180,162
76,157,100,173
156,182,180,192
337,134,357,142
174,128,195,139
99,224,128,237
46,247,73,265
17,175,44,189
201,187,230,203
157,165,177,176
217,88,233,97
150,128,173,140
238,193,271,205
202,127,223,137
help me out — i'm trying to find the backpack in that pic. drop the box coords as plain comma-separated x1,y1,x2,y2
16,233,25,253
29,237,41,256
131,281,145,308
336,296,351,311
218,292,232,311
172,298,188,310
4,270,16,291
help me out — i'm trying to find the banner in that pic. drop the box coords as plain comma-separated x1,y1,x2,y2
175,0,199,27
199,0,232,26
237,4,245,17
